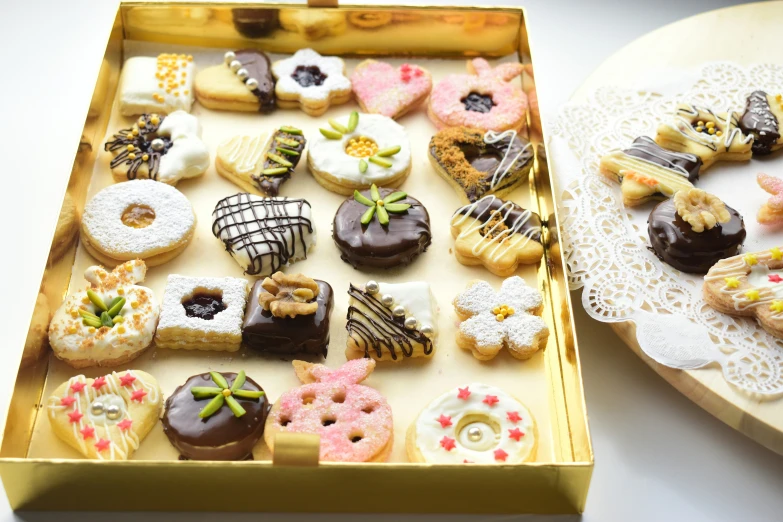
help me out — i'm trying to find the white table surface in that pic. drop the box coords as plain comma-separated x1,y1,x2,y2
3,1,783,521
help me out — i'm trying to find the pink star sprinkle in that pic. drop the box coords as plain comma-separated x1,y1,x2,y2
483,395,499,406
92,376,106,389
437,414,453,428
119,373,136,387
770,274,783,283
68,411,83,423
507,411,522,423
508,428,525,441
457,387,471,400
60,396,76,407
70,381,86,393
440,436,456,451
130,389,147,402
117,419,133,431
463,459,473,463
494,449,508,462
95,439,111,452
80,426,95,440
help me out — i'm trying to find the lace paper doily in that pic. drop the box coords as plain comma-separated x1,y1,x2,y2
548,62,783,397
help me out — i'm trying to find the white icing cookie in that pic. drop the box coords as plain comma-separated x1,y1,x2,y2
119,54,195,116
407,383,537,464
271,49,351,116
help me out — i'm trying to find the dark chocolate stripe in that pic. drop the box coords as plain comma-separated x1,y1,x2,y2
740,90,780,155
104,114,170,181
624,136,701,182
234,49,276,113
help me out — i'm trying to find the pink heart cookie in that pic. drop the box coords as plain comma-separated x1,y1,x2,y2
350,59,432,119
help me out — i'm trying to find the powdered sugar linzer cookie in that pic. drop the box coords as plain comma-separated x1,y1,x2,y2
81,180,196,267
271,48,351,116
350,60,432,119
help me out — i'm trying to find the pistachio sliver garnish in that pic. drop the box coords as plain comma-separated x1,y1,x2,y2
83,317,102,328
360,205,376,225
320,128,343,140
100,311,114,328
359,159,368,173
107,296,124,310
370,184,381,202
266,152,293,167
262,167,289,176
376,145,401,157
78,309,100,322
230,370,246,392
191,386,223,397
347,111,359,132
209,371,229,389
198,394,225,418
232,389,265,400
276,147,300,157
354,190,375,207
107,297,126,318
382,191,407,204
376,205,390,226
328,118,349,134
279,126,303,135
225,395,247,418
369,156,392,168
87,290,108,312
383,203,411,213
275,136,301,148
113,315,124,324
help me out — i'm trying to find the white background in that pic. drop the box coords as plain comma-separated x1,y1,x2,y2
2,0,783,521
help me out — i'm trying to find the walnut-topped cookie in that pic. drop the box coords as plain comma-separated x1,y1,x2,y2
257,272,320,318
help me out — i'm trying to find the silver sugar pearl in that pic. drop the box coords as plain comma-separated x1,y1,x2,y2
224,51,236,64
245,78,259,90
150,138,165,152
229,60,242,72
90,402,105,416
236,68,249,81
365,281,379,295
392,305,406,317
381,294,394,307
404,316,418,330
420,324,434,337
106,404,121,421
467,426,482,442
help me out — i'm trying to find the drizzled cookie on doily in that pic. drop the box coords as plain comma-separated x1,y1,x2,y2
739,91,783,155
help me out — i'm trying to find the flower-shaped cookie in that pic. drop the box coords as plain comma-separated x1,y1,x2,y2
271,49,351,116
453,276,548,361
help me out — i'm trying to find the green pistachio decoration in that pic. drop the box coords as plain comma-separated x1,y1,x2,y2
82,291,125,329
354,184,411,227
191,370,265,419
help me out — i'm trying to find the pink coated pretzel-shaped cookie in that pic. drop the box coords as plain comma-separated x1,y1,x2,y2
264,359,393,462
428,58,527,133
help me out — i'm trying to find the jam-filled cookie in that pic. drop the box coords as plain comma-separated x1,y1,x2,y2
309,112,411,195
48,261,159,368
119,54,195,116
47,370,162,460
739,91,783,155
757,173,783,225
264,359,393,463
271,48,351,116
346,280,438,362
81,180,196,267
407,383,537,464
162,371,268,461
350,60,432,119
429,127,533,203
648,188,745,274
104,112,210,186
195,50,276,113
212,194,316,276
333,184,431,269
216,126,306,197
243,272,334,357
428,58,527,133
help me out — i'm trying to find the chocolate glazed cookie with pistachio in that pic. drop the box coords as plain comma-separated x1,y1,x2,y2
195,50,276,113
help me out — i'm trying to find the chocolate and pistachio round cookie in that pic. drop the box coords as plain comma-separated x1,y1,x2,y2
648,188,745,274
162,371,268,460
333,184,431,269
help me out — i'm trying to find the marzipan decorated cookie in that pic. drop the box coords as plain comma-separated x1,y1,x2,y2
119,54,195,116
739,91,783,155
195,50,276,113
271,49,351,116
350,60,432,119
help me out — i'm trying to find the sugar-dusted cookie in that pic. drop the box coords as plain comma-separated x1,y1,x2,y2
81,180,197,267
350,60,432,119
655,103,753,170
264,359,393,463
451,196,544,276
308,112,411,195
428,58,527,133
739,91,783,155
104,112,210,185
195,50,276,113
649,188,745,274
407,383,537,464
429,127,533,203
454,276,548,361
757,173,783,225
278,8,346,40
48,261,159,368
346,280,438,362
212,194,316,276
216,126,306,197
271,49,351,116
162,371,268,460
47,370,162,460
599,136,700,207
119,54,195,116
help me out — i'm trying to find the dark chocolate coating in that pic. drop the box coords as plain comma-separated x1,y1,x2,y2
453,195,542,244
232,8,279,38
332,188,432,269
242,280,333,356
162,372,269,461
624,136,702,183
739,90,780,155
234,49,276,113
648,199,746,274
252,128,306,196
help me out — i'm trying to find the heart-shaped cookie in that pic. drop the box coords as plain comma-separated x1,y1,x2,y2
47,370,162,460
194,50,276,113
350,60,432,119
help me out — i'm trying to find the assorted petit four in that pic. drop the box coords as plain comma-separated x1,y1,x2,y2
119,54,195,116
195,50,276,113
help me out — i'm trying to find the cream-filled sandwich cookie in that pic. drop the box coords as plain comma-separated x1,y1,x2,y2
195,50,276,113
271,48,351,116
119,54,195,116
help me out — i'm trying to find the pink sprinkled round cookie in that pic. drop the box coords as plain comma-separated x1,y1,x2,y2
428,58,527,133
264,359,393,462
351,60,432,119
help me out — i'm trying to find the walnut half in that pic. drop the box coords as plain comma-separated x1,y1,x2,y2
673,188,730,233
258,272,319,318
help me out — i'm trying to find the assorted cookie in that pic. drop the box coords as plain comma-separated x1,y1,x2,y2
756,173,783,225
119,54,195,116
195,50,275,113
350,60,432,119
739,91,783,155
271,48,351,116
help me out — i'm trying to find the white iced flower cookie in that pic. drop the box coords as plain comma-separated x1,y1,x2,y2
47,370,162,460
407,383,537,464
271,48,351,116
48,261,160,368
104,112,210,185
453,276,548,360
119,54,195,116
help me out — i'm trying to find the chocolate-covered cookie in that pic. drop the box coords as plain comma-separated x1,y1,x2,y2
332,184,431,269
739,90,783,155
194,50,275,113
648,189,745,274
162,371,268,461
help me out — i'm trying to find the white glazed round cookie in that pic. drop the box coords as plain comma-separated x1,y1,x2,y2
81,179,196,267
307,113,411,195
406,383,537,464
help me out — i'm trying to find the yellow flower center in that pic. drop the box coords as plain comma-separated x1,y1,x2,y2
346,136,378,158
492,304,515,321
222,389,232,397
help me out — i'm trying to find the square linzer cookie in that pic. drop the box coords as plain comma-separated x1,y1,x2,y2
155,275,249,352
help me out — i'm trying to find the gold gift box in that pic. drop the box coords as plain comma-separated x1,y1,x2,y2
0,1,593,514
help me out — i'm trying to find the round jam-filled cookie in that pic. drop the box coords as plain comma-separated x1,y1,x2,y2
81,180,196,267
47,370,162,460
162,371,268,461
350,60,432,119
333,184,431,269
308,112,411,195
264,359,393,463
271,48,351,116
195,50,276,113
48,261,160,368
428,58,527,133
430,127,533,203
407,383,537,464
648,188,745,274
104,112,210,185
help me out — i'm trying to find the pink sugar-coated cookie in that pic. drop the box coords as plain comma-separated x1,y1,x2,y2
428,58,527,133
757,172,783,225
264,359,393,462
350,60,433,119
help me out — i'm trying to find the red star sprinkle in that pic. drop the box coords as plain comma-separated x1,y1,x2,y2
67,411,83,423
770,274,783,283
70,381,86,393
483,395,499,406
95,439,111,452
457,387,471,400
400,63,411,72
440,436,456,451
117,419,133,431
414,68,424,77
130,389,147,402
60,396,76,407
80,426,95,440
436,414,453,428
494,449,508,462
119,373,136,387
508,428,525,441
507,411,522,423
92,376,106,389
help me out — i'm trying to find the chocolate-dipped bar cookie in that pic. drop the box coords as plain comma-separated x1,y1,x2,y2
739,90,783,155
162,371,268,460
195,50,276,113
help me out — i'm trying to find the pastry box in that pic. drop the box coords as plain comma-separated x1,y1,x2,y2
0,1,593,514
